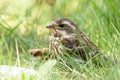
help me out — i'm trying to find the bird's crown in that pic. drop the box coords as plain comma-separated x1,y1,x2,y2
46,17,79,31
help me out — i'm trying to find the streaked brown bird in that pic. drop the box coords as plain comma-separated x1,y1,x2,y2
28,18,99,60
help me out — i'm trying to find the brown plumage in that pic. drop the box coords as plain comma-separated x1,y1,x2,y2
29,18,99,60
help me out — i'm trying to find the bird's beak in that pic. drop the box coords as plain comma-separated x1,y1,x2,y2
46,23,55,29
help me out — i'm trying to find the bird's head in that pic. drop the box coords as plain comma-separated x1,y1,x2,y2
46,18,79,37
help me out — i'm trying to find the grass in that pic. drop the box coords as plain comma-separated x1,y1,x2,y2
0,0,120,79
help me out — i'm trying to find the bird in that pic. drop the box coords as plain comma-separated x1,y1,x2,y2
28,18,99,60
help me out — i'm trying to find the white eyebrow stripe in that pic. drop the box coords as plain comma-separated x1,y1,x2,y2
62,21,76,30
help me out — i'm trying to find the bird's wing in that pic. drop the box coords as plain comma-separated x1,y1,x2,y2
79,31,99,54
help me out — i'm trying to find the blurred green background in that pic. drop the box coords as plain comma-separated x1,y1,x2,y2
0,0,120,55
0,0,120,79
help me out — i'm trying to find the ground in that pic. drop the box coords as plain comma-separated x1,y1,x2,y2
0,0,120,80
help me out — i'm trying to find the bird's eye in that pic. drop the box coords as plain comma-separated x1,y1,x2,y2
58,24,64,28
